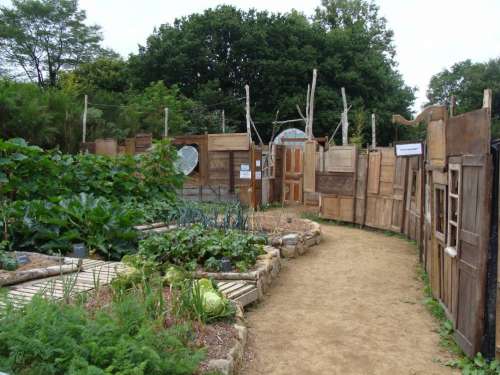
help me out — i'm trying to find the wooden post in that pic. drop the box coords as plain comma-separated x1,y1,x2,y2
483,88,492,110
308,69,317,140
305,84,311,135
222,110,225,133
164,107,169,138
229,151,234,193
449,95,456,117
371,113,376,149
245,84,251,139
82,94,88,143
341,87,349,145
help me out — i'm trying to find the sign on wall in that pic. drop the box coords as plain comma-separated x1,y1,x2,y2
395,142,423,157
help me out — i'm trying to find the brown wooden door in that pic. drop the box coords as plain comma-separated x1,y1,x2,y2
283,147,303,204
454,155,492,357
391,156,408,232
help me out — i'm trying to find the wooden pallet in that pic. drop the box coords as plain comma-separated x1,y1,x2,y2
217,280,259,307
0,260,129,309
1,259,258,309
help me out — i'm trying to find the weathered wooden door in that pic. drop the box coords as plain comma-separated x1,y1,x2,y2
391,156,408,232
283,147,303,204
454,154,491,357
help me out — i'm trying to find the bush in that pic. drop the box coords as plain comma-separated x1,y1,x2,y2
139,224,266,272
6,194,140,259
0,138,183,203
0,296,204,375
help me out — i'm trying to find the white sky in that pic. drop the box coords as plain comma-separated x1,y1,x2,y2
2,0,500,110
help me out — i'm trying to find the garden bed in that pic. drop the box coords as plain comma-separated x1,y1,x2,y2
0,252,79,287
251,214,322,258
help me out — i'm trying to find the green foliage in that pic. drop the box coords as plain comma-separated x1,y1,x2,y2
0,296,204,375
0,0,106,87
0,138,182,259
7,193,140,259
449,353,500,375
0,138,183,202
139,224,265,272
166,201,248,231
129,2,414,145
171,278,235,324
427,57,500,137
416,266,500,373
0,240,16,270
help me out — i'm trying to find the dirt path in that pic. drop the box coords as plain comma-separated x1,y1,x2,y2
241,221,458,375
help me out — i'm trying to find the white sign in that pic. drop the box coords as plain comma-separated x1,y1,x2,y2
240,170,251,179
240,164,249,171
395,143,423,157
256,171,261,180
256,160,261,167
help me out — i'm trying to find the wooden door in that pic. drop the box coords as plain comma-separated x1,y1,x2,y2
283,147,303,204
454,155,492,357
391,156,408,232
404,156,422,241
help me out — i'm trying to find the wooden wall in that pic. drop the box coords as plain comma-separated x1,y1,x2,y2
316,103,495,359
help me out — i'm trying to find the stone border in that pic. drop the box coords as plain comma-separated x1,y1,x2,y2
206,303,248,375
266,218,322,258
194,246,281,301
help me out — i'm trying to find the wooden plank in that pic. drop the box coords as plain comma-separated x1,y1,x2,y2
427,120,446,168
367,151,381,194
208,133,250,151
316,172,355,196
324,145,357,173
303,140,316,193
447,109,490,157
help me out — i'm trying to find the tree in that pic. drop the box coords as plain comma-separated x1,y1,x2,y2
0,0,104,87
427,58,500,137
128,2,414,145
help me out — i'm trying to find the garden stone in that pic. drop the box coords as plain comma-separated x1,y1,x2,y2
207,359,233,375
281,245,297,258
282,233,300,246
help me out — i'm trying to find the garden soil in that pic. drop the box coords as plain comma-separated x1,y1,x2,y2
241,212,458,375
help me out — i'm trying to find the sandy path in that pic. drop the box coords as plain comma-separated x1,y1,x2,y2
241,222,457,375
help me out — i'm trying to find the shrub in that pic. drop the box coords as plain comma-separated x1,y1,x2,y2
139,224,266,272
6,193,141,259
0,296,204,375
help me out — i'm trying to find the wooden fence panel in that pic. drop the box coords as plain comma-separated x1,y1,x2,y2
367,151,381,194
455,155,492,357
355,153,368,225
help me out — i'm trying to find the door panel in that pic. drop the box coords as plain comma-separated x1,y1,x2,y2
454,155,492,357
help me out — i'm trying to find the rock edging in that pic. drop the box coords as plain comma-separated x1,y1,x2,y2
268,218,322,258
206,303,247,375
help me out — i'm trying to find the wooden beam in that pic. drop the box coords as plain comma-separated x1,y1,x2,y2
82,94,88,143
483,88,492,110
341,87,349,145
371,113,376,149
245,84,251,139
308,70,317,140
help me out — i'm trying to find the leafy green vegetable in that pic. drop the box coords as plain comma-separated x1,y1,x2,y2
139,224,265,272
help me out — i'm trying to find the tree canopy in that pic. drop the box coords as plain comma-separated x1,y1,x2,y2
0,0,104,87
129,1,415,145
427,57,500,137
0,0,418,150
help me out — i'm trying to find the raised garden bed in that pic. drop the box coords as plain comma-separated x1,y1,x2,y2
251,214,322,258
0,252,80,287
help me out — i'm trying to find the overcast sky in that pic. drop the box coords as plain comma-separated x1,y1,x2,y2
3,0,500,111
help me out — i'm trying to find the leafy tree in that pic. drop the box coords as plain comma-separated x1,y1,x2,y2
129,2,414,145
427,58,500,137
0,0,105,87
